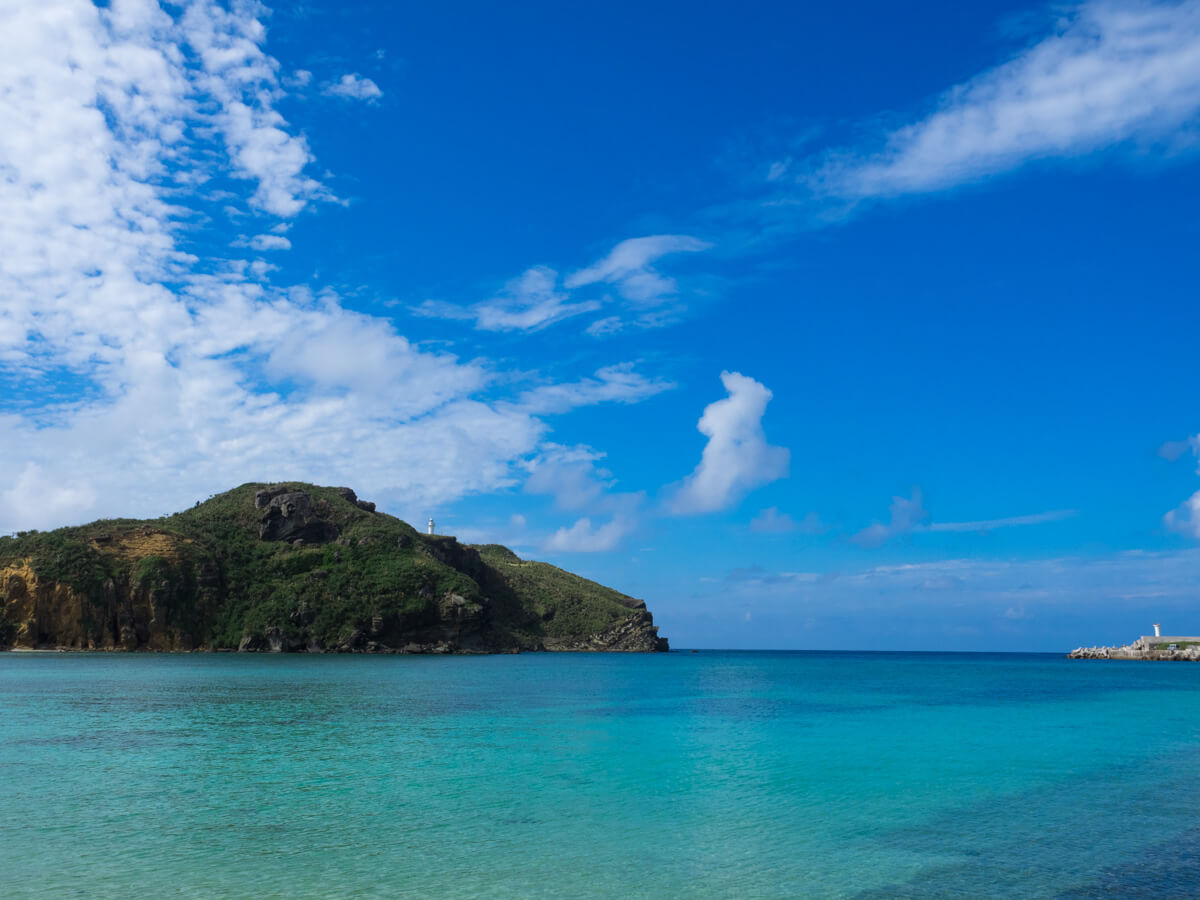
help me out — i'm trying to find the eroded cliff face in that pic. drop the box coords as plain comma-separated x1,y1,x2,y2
0,483,669,654
542,610,670,652
0,528,223,651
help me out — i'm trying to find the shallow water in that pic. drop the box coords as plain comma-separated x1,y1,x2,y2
1,651,1198,898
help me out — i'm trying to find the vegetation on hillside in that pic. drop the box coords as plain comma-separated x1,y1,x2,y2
0,483,665,652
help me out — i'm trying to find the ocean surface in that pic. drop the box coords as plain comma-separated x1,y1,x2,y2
2,651,1199,898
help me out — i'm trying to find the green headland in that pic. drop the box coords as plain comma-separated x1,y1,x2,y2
0,483,667,654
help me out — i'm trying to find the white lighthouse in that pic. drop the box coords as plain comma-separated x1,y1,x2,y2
427,517,435,535
1154,623,1162,637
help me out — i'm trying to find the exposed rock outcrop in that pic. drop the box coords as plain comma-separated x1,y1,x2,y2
257,490,339,543
542,609,668,652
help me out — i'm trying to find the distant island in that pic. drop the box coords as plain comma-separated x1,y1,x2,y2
0,483,668,654
1069,628,1200,661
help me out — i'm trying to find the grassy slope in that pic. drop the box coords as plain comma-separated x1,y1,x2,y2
0,483,648,649
472,544,643,639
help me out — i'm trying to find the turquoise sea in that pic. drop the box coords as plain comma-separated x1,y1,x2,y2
2,651,1199,898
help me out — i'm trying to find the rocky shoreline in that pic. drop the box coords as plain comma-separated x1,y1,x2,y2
1068,636,1200,661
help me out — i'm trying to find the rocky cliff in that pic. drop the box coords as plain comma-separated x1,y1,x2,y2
0,483,668,654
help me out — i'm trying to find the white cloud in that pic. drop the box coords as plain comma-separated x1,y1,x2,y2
544,515,637,553
516,363,674,415
666,372,789,515
475,266,599,331
1164,436,1200,539
322,72,383,101
0,0,668,535
928,509,1077,532
178,0,330,217
1165,488,1200,539
565,235,712,304
524,444,611,510
414,266,601,332
246,234,291,251
415,236,711,334
523,444,645,553
2,464,99,534
585,316,624,337
804,0,1200,200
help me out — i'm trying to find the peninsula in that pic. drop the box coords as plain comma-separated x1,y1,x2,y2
0,483,668,654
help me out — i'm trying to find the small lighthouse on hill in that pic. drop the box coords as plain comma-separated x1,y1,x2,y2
427,518,435,535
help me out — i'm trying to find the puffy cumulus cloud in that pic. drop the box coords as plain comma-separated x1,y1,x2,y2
0,0,667,534
322,73,383,101
666,372,789,515
544,514,637,553
245,234,291,251
565,235,712,304
796,0,1200,202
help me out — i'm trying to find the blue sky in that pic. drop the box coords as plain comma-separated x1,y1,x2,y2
3,0,1200,650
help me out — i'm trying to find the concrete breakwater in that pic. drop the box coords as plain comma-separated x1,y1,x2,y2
1069,635,1200,660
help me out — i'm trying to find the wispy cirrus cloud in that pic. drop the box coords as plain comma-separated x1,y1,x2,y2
852,489,1077,547
514,363,674,415
414,235,712,334
711,549,1200,651
415,266,601,332
929,509,1078,532
772,0,1200,208
565,234,712,303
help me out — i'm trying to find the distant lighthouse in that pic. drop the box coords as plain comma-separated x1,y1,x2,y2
427,517,435,535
